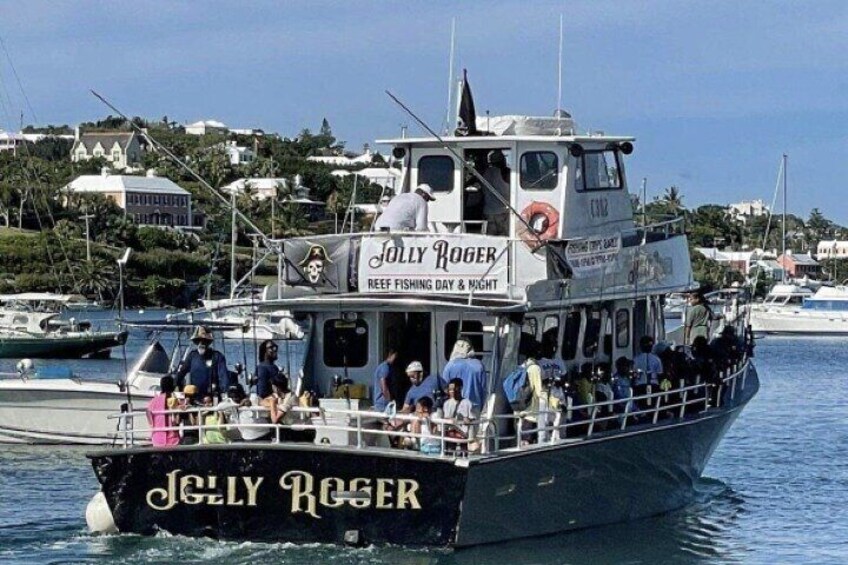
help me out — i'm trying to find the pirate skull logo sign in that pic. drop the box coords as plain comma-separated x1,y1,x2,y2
299,244,332,285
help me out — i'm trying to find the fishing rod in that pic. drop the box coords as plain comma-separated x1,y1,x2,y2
384,90,571,271
89,90,280,254
384,89,543,246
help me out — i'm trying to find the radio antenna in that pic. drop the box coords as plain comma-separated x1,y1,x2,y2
445,17,457,133
557,13,564,113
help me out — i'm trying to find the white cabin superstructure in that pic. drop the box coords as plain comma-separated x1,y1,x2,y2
240,115,695,397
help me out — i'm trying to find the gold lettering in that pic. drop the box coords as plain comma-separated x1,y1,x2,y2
146,469,180,511
375,478,394,509
319,477,345,508
226,476,244,506
242,476,263,507
280,471,319,519
348,478,372,509
397,479,421,510
180,475,205,505
207,476,224,506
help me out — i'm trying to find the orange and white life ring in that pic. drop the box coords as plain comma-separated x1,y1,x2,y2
518,201,560,249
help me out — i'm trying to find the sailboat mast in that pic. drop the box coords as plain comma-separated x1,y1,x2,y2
230,190,237,299
782,153,787,283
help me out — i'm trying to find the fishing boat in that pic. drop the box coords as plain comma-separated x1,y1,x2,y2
0,293,127,358
84,87,758,547
0,341,168,444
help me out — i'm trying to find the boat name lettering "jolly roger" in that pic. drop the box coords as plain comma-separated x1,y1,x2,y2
369,239,498,272
145,469,422,517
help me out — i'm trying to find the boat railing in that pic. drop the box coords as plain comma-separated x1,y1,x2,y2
107,356,751,458
494,356,751,451
109,404,480,456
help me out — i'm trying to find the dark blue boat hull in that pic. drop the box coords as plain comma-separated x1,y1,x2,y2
88,364,758,547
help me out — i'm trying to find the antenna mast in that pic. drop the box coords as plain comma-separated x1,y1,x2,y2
445,18,456,133
557,13,564,112
782,153,788,282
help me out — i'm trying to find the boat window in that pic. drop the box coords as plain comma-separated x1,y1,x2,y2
576,150,622,191
521,316,538,340
520,151,558,190
418,155,455,192
583,309,603,358
323,318,369,367
561,311,581,361
541,315,559,357
444,320,484,359
615,308,630,348
787,296,804,305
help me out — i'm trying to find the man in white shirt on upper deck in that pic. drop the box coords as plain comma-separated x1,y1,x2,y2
373,183,435,232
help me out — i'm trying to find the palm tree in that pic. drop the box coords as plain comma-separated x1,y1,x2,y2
662,186,684,212
73,259,116,301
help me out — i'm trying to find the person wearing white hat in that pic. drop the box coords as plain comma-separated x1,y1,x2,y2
373,183,435,232
399,360,440,414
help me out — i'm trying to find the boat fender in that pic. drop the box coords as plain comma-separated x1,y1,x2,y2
519,201,560,249
85,491,118,534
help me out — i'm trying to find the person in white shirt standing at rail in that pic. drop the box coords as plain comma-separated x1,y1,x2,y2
373,183,435,231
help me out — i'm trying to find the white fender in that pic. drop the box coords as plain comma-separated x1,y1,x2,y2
85,491,118,534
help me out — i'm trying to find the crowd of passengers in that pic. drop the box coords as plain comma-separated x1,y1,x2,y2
145,312,750,450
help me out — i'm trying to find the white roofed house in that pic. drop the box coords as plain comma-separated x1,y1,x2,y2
307,145,375,167
0,130,27,154
728,199,769,224
70,130,142,171
219,141,255,166
331,167,402,193
223,176,325,221
66,170,203,230
184,120,228,136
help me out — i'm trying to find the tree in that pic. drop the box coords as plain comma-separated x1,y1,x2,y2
661,186,684,213
74,259,116,300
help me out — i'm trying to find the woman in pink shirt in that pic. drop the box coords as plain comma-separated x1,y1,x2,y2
146,376,180,447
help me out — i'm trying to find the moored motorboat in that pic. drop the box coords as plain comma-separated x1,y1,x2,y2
84,85,759,546
0,293,127,358
751,285,848,334
0,341,168,444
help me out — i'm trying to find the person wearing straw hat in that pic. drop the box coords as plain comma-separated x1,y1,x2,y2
175,325,230,398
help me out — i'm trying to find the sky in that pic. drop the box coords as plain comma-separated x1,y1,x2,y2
0,1,846,221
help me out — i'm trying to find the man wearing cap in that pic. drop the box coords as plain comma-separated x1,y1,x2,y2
373,183,435,232
400,361,440,413
175,326,230,398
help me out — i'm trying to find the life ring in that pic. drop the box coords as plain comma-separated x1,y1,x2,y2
518,201,560,249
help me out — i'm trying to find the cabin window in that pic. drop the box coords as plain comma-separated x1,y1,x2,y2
323,318,369,367
583,308,603,358
520,151,559,190
541,315,559,357
577,150,622,191
444,320,484,360
418,155,455,192
561,311,581,361
615,308,630,349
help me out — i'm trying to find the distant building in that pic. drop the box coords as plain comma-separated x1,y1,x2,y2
219,141,255,166
184,120,228,136
0,130,26,153
70,130,142,171
816,240,848,260
777,251,821,278
66,170,202,229
728,199,769,223
695,247,759,274
223,176,324,221
308,146,375,167
331,167,402,192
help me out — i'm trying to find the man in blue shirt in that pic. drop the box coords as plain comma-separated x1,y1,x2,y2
256,339,280,399
372,348,398,411
633,335,663,392
175,326,230,398
401,361,440,412
441,338,487,411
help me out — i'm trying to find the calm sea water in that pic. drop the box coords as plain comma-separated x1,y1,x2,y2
0,312,846,564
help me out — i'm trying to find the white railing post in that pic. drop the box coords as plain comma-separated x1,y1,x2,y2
587,406,598,437
652,394,662,424
356,413,363,449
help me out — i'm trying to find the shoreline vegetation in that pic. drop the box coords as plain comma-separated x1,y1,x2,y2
1,117,844,307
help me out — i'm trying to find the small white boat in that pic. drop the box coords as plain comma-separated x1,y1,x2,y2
756,283,814,310
0,341,168,444
751,285,848,334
